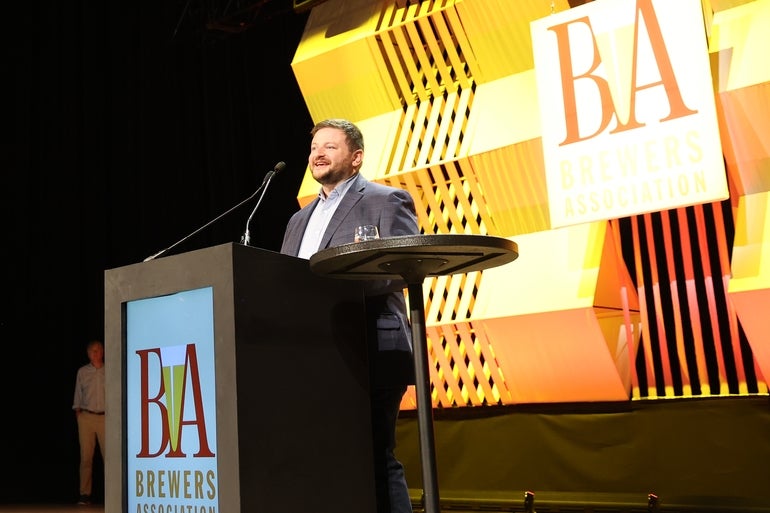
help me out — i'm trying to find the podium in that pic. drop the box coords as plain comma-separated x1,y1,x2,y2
104,243,376,513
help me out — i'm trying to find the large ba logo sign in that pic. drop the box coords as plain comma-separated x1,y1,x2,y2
126,287,219,512
531,0,728,228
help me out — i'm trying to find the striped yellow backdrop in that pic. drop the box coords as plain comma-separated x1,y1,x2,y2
291,0,770,408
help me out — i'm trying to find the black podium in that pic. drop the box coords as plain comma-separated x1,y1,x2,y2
310,234,519,513
104,243,376,513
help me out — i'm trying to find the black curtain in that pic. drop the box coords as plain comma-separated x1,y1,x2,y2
2,1,312,503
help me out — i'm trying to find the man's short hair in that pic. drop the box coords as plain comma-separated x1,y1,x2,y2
311,118,364,152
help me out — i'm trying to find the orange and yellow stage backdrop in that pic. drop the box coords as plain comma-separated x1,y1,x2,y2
289,0,770,409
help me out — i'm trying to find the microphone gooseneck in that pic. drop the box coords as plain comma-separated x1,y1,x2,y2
143,161,286,262
241,161,286,246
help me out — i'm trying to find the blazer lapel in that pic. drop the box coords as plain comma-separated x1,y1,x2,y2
285,197,320,256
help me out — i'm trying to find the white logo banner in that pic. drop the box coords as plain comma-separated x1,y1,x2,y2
532,0,728,227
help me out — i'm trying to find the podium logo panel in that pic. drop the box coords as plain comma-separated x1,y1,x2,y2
126,287,219,512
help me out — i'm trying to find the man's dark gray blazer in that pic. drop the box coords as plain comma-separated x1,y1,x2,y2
280,172,419,388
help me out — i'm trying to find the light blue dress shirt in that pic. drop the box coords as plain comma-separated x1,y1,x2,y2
297,174,357,259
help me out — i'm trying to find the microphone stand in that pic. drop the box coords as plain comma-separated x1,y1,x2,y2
143,179,270,262
241,169,278,246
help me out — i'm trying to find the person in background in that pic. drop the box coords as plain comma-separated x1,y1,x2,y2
280,118,419,513
72,339,106,506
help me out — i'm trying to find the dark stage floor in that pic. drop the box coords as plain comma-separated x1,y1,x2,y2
0,507,104,513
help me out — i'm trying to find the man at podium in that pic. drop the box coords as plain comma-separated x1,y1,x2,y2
280,118,419,513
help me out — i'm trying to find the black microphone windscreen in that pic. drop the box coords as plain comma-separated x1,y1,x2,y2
273,161,287,174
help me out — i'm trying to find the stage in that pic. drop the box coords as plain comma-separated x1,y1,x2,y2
0,507,104,513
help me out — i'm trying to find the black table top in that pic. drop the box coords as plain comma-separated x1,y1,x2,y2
309,234,518,283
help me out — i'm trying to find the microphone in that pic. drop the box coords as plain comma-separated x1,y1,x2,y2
143,161,286,262
241,161,286,246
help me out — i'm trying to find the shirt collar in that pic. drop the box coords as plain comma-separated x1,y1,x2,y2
318,173,358,202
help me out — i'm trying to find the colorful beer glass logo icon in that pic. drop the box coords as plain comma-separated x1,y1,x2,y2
135,343,215,458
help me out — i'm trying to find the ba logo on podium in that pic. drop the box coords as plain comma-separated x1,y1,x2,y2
126,287,219,512
531,0,728,228
134,344,215,458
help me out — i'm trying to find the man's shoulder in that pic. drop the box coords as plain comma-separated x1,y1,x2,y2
291,198,318,215
361,179,410,197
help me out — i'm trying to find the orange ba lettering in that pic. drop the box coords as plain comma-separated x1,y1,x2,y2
547,0,698,146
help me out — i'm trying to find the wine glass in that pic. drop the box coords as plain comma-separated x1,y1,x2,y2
354,225,380,242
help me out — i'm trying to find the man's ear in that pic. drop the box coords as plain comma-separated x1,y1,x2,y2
352,149,363,167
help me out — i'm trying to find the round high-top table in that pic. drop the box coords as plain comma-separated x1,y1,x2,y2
310,234,519,513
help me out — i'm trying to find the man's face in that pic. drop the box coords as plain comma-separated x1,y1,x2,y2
308,127,362,190
88,344,104,363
